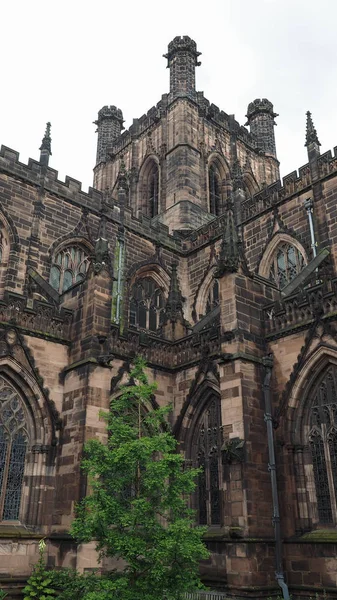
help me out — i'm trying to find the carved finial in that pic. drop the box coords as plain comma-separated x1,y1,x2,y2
305,111,321,147
232,159,244,191
164,264,184,322
39,122,52,166
117,158,128,191
214,200,244,277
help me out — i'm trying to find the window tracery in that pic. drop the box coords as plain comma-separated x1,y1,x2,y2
0,376,28,521
209,165,221,216
205,280,220,315
49,245,90,293
129,278,165,333
194,396,222,526
308,366,337,524
269,242,305,288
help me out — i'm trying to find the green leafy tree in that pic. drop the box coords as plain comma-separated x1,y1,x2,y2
23,539,56,600
71,357,209,600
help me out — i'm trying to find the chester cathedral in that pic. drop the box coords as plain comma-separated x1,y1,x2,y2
1,35,337,598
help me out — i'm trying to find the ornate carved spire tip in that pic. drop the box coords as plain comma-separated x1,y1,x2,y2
305,111,321,147
39,122,52,154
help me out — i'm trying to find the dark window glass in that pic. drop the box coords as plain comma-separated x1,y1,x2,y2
49,246,90,294
0,377,28,521
269,243,305,289
309,366,337,524
209,166,221,216
194,396,222,525
129,278,165,333
206,280,220,315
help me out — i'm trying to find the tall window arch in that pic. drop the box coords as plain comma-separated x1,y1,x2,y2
129,278,165,333
269,242,305,289
193,395,222,525
209,165,221,216
149,164,159,218
308,365,337,524
0,376,29,521
205,280,220,315
49,245,90,294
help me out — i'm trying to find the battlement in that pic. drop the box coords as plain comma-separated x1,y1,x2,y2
164,36,201,61
241,146,337,223
95,105,124,124
246,98,278,120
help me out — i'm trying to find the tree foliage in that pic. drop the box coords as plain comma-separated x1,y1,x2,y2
71,357,209,600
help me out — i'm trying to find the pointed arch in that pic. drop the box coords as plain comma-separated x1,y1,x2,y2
207,153,230,216
0,357,56,525
258,233,308,288
194,266,219,321
138,155,161,218
48,238,93,294
180,381,223,526
0,206,19,299
242,171,259,197
285,348,337,527
127,264,169,333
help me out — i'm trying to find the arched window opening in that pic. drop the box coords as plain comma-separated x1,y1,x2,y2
0,376,28,521
269,243,305,289
194,396,222,526
209,165,221,216
206,280,220,315
149,165,159,218
308,366,337,524
49,245,90,294
129,278,165,333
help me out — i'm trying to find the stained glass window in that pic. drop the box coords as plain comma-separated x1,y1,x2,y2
195,396,222,525
308,366,337,524
209,166,221,216
49,246,90,294
269,243,305,289
206,280,220,315
0,376,28,521
129,278,165,333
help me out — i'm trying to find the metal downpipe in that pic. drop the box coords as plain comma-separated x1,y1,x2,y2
262,355,290,600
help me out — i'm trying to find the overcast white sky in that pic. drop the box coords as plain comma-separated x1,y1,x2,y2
2,0,337,192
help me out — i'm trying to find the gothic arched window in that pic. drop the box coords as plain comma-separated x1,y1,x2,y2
269,243,305,289
308,366,337,524
194,396,222,526
0,376,28,521
205,280,220,315
129,278,165,333
49,245,90,294
149,164,159,218
209,165,221,216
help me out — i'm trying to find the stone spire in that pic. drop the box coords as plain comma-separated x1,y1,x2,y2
164,36,201,99
305,111,321,170
305,111,321,147
162,264,188,340
39,122,52,167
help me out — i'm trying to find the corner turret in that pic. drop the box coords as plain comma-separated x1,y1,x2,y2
94,105,124,165
164,36,201,99
246,99,278,158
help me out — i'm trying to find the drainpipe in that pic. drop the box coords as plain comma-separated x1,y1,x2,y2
262,355,290,600
304,198,317,258
115,232,124,325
